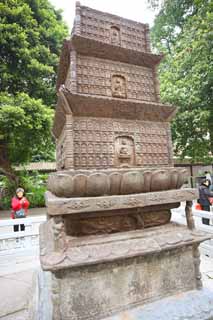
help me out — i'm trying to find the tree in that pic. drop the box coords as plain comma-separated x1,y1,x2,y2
0,93,54,182
0,0,68,182
0,0,68,106
151,0,213,162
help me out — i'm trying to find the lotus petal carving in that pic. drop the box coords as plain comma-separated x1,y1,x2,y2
47,168,189,197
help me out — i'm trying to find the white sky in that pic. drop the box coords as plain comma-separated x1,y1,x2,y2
49,0,158,32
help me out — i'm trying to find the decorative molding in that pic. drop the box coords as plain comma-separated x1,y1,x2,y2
46,188,198,215
40,223,211,270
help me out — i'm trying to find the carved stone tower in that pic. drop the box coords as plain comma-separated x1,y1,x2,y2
40,3,213,320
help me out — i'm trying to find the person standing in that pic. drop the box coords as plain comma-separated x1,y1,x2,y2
11,188,30,232
204,171,212,184
198,179,213,225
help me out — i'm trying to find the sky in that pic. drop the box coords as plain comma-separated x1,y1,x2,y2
49,0,158,32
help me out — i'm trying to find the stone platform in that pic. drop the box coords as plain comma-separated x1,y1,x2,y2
104,288,213,320
40,220,212,320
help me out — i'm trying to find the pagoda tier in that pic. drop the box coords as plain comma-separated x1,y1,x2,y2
53,89,176,138
56,37,163,92
53,88,176,171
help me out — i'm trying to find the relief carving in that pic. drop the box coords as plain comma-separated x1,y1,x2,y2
111,75,126,98
64,208,171,236
110,26,121,45
115,136,135,167
72,118,170,168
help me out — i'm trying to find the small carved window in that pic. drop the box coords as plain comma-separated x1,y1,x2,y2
111,75,127,98
110,26,120,45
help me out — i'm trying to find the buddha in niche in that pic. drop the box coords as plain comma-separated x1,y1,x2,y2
114,136,135,167
110,26,120,45
119,140,131,159
112,75,126,98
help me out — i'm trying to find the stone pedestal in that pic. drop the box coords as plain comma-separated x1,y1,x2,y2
39,189,213,320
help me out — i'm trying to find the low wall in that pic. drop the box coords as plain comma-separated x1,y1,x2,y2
0,216,46,254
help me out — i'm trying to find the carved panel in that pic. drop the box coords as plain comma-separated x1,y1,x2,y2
111,75,126,98
73,117,170,169
64,206,172,236
76,55,155,102
78,6,148,52
56,128,66,170
56,115,74,170
114,136,135,166
110,26,121,45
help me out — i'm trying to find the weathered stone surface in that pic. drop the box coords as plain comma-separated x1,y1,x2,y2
109,172,122,195
42,245,200,319
87,173,110,196
63,204,175,236
104,288,213,320
177,169,188,188
143,170,152,192
170,168,179,189
47,174,73,198
150,169,170,191
45,188,198,215
40,223,210,270
120,171,144,194
73,4,150,53
47,167,189,197
73,174,87,197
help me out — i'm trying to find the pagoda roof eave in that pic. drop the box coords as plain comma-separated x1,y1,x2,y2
71,34,164,68
55,36,164,92
53,88,176,138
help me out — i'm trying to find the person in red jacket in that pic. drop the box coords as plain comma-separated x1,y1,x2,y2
11,188,30,232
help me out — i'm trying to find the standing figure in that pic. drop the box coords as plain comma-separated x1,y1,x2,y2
198,179,213,225
11,188,30,232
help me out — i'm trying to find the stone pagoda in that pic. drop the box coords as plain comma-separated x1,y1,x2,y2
40,2,213,319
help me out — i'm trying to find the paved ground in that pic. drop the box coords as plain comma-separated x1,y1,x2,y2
0,207,47,220
0,249,40,320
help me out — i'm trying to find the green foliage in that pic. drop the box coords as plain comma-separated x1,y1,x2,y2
151,0,213,162
0,92,55,165
0,171,48,209
0,0,68,176
0,0,68,106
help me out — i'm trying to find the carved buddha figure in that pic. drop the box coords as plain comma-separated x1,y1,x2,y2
115,136,135,166
119,140,131,159
110,26,120,45
112,75,126,98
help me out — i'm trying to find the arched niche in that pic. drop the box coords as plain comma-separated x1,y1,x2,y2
111,74,127,98
114,135,135,167
110,26,121,45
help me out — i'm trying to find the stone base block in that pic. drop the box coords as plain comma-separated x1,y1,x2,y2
40,221,212,320
104,288,213,320
44,239,206,319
